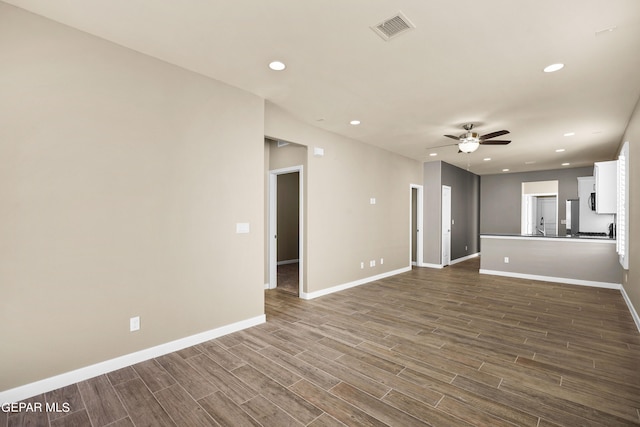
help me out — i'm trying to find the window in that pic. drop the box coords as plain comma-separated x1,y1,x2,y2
617,141,629,269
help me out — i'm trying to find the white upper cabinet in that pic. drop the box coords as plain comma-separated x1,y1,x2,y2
594,160,618,214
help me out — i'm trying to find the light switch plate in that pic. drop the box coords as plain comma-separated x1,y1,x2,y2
236,223,250,234
130,316,140,332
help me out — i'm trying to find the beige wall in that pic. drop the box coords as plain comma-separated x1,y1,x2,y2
0,4,264,392
423,162,442,264
277,172,300,262
622,98,640,321
265,103,423,294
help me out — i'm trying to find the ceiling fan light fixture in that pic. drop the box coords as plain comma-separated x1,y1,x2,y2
458,132,480,153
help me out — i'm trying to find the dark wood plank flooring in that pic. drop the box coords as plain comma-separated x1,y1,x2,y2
6,258,640,426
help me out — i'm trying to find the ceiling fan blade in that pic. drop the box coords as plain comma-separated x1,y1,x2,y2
444,134,460,140
479,140,511,145
427,142,458,150
480,130,509,140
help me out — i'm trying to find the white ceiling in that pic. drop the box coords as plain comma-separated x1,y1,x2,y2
6,0,640,174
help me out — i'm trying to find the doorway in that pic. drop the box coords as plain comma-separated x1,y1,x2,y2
410,184,424,267
442,185,451,266
522,194,558,235
268,166,304,296
521,180,559,236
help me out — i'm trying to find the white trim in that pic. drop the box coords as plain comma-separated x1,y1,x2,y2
481,235,616,244
277,259,299,266
620,285,640,333
450,252,480,265
300,267,411,300
410,184,424,267
0,315,265,404
479,269,621,290
268,166,304,295
424,263,444,269
441,185,451,266
264,283,270,289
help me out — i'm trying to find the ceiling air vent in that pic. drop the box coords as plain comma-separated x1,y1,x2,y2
371,12,415,41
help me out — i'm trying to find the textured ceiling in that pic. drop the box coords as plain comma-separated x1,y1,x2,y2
5,0,640,174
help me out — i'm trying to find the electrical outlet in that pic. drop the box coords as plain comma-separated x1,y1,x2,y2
504,257,510,264
370,260,376,267
380,258,384,265
370,198,376,205
130,316,140,332
360,262,364,269
465,245,468,251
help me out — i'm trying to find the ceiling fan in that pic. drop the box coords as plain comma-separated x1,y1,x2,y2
439,124,511,153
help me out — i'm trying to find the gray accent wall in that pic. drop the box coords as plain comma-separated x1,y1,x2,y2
423,161,480,265
480,166,593,235
442,162,481,260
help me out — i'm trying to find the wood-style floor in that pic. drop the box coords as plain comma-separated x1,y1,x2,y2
5,258,640,426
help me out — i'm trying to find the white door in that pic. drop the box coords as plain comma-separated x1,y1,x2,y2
442,185,451,266
410,184,424,267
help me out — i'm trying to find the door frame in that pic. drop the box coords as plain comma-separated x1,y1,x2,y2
441,185,452,266
268,166,304,296
521,192,558,235
410,184,424,267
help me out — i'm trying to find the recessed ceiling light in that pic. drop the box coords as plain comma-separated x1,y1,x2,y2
483,157,491,161
350,120,361,125
544,63,564,73
595,26,617,36
268,61,286,71
564,132,575,137
502,168,510,172
555,148,566,153
562,162,570,166
429,153,438,157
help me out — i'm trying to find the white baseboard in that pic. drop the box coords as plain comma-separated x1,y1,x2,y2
277,259,299,266
479,269,621,290
423,263,444,269
620,285,640,333
423,253,480,269
0,315,266,404
450,252,480,265
300,266,411,300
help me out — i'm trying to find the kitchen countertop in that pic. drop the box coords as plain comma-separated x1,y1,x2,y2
481,233,615,242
